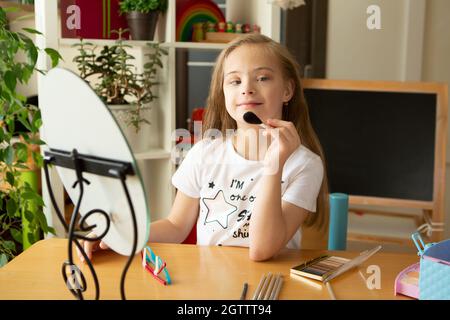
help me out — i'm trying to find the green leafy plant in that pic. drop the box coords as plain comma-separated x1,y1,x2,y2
119,0,168,14
0,6,61,267
72,29,168,131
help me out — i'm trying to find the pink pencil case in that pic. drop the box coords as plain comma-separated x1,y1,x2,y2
394,262,420,299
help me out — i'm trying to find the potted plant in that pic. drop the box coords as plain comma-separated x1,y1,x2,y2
0,6,61,267
72,29,168,151
119,0,168,40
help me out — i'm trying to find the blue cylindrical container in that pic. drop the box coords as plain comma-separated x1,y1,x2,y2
328,193,349,250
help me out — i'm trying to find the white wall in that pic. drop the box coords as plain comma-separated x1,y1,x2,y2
326,0,423,81
226,0,281,41
422,0,450,238
8,12,38,97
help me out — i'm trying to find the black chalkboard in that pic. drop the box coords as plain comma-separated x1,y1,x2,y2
304,88,437,201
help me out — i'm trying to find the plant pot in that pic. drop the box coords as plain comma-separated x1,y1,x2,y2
108,104,159,154
126,11,160,41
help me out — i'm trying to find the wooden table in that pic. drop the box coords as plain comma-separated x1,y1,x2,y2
0,238,418,300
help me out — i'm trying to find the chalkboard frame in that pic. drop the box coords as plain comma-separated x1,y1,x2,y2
302,79,448,238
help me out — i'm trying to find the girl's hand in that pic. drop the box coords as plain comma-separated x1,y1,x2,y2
262,119,301,173
76,233,110,263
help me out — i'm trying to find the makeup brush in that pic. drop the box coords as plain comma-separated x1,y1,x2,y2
243,112,266,128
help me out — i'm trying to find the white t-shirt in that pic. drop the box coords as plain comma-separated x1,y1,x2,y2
171,137,324,249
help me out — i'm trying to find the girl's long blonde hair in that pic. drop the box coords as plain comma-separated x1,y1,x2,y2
203,33,329,231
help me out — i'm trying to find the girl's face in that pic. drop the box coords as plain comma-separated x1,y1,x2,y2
222,44,293,130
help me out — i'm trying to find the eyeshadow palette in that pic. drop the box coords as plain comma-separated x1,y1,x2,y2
291,255,350,281
290,246,382,282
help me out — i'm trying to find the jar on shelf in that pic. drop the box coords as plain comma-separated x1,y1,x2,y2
218,21,226,32
226,21,234,33
192,22,204,42
207,21,216,33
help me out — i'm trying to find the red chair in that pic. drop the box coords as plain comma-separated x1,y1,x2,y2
182,225,197,244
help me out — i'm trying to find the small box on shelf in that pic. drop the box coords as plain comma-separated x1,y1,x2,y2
202,32,241,43
193,21,261,44
200,31,261,44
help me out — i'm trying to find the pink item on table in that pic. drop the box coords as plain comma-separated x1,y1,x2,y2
394,262,420,299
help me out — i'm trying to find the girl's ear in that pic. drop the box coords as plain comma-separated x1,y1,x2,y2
283,79,295,103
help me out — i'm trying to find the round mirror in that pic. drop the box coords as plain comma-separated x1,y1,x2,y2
40,68,150,255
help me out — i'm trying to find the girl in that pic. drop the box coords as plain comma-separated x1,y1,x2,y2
78,33,329,262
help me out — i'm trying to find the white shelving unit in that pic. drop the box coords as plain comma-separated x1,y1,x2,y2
35,0,280,236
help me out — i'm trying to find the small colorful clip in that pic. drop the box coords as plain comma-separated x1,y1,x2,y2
142,246,171,285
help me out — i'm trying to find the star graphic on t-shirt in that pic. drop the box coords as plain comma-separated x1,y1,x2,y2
202,190,237,229
208,181,215,189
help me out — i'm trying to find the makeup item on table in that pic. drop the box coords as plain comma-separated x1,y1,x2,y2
394,262,420,299
325,282,336,300
243,111,267,129
142,246,172,286
240,282,248,300
252,274,267,300
290,245,382,282
252,273,283,300
291,255,349,281
263,274,277,300
257,273,272,300
290,272,323,289
270,275,283,300
324,245,382,283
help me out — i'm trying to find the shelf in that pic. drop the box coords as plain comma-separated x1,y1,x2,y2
134,148,171,160
58,38,166,48
59,38,228,50
172,42,227,50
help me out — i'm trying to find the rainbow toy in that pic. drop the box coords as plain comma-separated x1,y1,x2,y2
176,0,226,41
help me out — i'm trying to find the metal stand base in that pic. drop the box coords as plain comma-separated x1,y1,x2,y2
43,148,138,300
